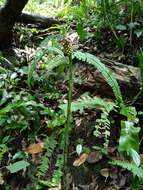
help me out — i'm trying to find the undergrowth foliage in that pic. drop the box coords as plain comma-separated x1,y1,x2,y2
26,39,123,187
73,51,124,106
37,135,57,177
51,154,64,185
94,108,111,149
110,160,143,180
26,39,143,188
28,43,123,105
61,95,115,150
1,0,143,188
1,36,142,188
28,46,67,88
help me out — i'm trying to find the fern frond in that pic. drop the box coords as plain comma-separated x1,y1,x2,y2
37,135,57,177
44,46,64,57
109,160,143,180
51,154,64,186
28,47,66,88
45,55,67,72
73,51,123,105
0,101,23,115
94,109,111,149
60,95,116,115
138,111,143,115
0,144,8,160
28,48,46,88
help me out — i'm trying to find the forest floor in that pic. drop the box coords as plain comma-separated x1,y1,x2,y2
1,8,143,190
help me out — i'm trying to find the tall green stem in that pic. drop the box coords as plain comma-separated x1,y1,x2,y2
129,0,134,46
63,53,73,190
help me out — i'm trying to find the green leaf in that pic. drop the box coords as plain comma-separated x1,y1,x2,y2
76,144,83,155
115,24,127,31
138,111,143,115
128,22,139,29
10,72,17,80
60,96,115,115
119,121,140,155
134,30,143,38
27,46,65,88
77,22,87,41
120,106,137,121
73,51,123,106
6,160,30,173
0,101,23,115
0,144,8,160
130,149,140,166
110,160,143,180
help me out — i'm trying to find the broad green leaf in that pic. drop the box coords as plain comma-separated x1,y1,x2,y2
130,149,140,166
0,90,10,106
120,106,137,121
115,24,127,31
128,22,139,29
6,160,30,173
76,144,83,155
10,72,17,80
119,121,140,154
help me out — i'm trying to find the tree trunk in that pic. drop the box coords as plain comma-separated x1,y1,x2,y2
17,12,61,29
0,0,29,49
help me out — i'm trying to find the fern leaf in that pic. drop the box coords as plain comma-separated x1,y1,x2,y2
73,51,124,105
28,49,46,88
60,95,116,115
51,154,64,186
0,101,23,115
44,46,64,57
110,160,143,180
28,47,65,88
37,135,57,177
45,55,67,72
138,111,143,115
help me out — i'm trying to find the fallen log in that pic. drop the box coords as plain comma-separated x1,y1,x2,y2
17,12,62,29
75,58,141,102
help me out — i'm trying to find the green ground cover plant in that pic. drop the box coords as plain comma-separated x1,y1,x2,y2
0,0,143,189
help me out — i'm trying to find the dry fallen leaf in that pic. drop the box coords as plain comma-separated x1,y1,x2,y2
100,168,110,178
0,173,4,185
87,151,102,163
73,153,89,167
25,142,44,154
